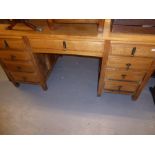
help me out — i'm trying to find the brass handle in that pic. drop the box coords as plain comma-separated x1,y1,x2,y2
118,86,122,91
10,55,16,61
121,74,127,79
126,63,131,70
3,40,9,49
131,47,136,56
63,41,67,50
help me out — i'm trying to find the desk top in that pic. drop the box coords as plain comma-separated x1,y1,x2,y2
0,20,103,41
1,20,155,44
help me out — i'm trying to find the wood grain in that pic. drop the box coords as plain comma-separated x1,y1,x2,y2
107,55,153,71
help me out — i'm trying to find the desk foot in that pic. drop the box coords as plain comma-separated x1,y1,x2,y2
12,82,20,87
97,92,101,97
41,83,48,91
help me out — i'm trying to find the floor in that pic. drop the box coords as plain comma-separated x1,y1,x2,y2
0,56,155,134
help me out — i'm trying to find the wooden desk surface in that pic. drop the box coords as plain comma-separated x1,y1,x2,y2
0,20,103,41
1,20,155,44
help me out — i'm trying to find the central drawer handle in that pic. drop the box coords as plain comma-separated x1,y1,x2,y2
131,47,136,56
10,55,16,60
126,63,131,70
63,41,67,50
121,74,127,79
118,85,122,91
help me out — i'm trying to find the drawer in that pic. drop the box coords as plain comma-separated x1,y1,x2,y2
104,80,138,92
66,40,103,52
0,50,31,61
107,56,153,71
4,61,35,73
105,68,146,82
30,39,103,57
29,39,63,50
0,38,26,50
111,42,155,58
10,72,40,83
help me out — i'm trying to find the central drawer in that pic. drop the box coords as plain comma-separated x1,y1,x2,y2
107,55,153,71
29,39,63,50
104,80,138,92
29,38,103,57
66,40,103,52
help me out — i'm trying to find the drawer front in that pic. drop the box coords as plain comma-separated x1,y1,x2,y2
0,38,26,50
66,41,103,52
104,80,138,92
30,39,103,57
105,69,145,82
29,39,63,50
0,50,31,61
107,56,153,71
111,43,155,57
10,72,40,83
4,61,35,73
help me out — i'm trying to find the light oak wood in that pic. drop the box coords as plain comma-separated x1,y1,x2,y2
29,34,104,57
33,49,103,57
4,60,35,73
29,39,64,50
23,36,48,90
104,68,146,82
10,72,40,83
107,55,153,71
111,42,155,58
29,38,103,57
0,38,26,50
97,40,110,96
104,89,133,95
47,19,104,33
65,40,103,52
0,21,101,41
132,61,155,100
0,35,58,90
0,50,31,61
104,80,138,92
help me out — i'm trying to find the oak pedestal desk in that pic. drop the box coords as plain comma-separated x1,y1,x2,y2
0,19,155,101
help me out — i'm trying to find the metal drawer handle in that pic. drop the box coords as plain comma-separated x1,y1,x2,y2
121,74,127,79
131,47,136,56
10,55,16,60
4,40,9,49
118,85,122,91
63,41,67,50
126,63,131,70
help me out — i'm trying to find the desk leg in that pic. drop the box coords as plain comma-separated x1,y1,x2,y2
97,40,110,96
12,82,20,87
41,82,48,91
132,63,155,101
